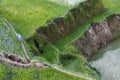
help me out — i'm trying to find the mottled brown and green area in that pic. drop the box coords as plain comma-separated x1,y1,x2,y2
74,14,120,58
0,19,91,80
0,0,120,80
27,0,105,54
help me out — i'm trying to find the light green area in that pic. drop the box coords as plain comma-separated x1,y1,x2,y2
42,44,60,64
102,0,120,12
0,62,87,80
0,0,68,37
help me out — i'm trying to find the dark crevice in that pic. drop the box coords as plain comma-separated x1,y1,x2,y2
34,39,43,54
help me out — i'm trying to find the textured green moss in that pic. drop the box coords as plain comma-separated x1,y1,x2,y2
42,44,59,64
0,62,87,80
0,0,68,37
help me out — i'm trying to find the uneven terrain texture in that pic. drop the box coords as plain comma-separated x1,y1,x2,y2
0,0,120,80
74,14,120,58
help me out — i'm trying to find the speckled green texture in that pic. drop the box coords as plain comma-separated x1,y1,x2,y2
0,0,68,37
0,62,87,80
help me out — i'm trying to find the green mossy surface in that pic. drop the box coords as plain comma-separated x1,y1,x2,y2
42,44,60,64
0,18,90,79
0,62,87,80
0,0,68,37
0,0,120,80
59,45,100,79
